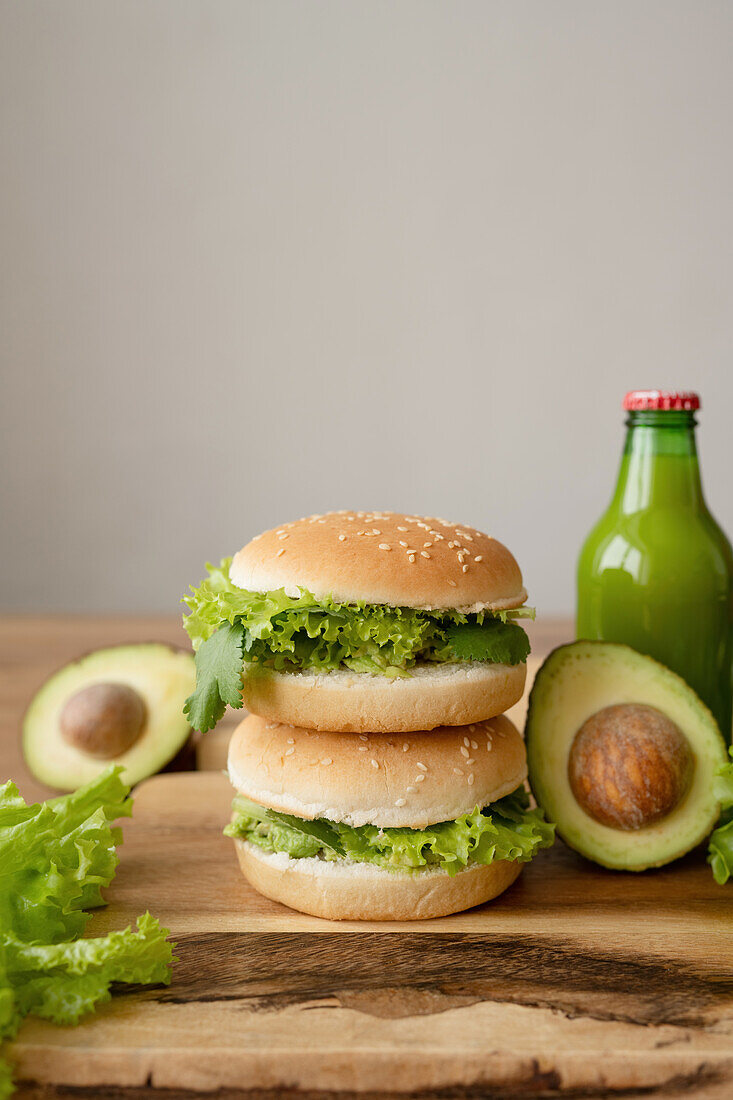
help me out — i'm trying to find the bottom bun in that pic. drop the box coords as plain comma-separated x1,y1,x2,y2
239,660,526,732
234,840,523,921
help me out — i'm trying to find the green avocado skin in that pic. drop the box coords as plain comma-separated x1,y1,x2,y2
525,640,728,872
23,643,196,791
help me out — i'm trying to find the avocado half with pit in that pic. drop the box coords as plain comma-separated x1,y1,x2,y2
526,641,728,871
23,644,196,790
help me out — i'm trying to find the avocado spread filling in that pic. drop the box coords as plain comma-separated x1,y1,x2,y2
182,559,534,731
224,786,554,876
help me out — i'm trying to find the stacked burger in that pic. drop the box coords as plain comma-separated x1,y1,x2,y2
183,511,553,920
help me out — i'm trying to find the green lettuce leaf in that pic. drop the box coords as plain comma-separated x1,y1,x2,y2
0,769,175,1097
708,748,733,885
225,786,554,876
0,770,131,944
183,560,533,731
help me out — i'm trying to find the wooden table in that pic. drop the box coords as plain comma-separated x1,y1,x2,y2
5,616,732,1099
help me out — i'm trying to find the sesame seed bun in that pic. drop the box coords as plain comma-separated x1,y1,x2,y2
233,841,523,921
227,713,527,829
240,660,526,733
230,511,526,612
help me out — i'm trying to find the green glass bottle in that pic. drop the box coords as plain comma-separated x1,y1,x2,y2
577,391,733,740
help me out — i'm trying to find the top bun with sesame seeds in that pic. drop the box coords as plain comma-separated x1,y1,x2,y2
230,511,526,613
228,712,527,829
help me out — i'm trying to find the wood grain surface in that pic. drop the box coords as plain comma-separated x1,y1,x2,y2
6,615,731,1098
9,770,733,1099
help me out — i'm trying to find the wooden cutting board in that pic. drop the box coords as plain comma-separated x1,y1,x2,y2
10,772,733,1100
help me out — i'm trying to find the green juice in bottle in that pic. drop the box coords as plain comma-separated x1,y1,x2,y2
577,391,733,740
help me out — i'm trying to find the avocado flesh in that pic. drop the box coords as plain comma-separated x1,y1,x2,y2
23,644,196,790
526,641,728,871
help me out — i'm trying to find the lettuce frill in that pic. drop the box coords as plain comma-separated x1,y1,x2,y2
224,786,554,876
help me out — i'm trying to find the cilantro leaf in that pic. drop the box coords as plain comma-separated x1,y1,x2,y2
184,621,245,733
441,620,531,666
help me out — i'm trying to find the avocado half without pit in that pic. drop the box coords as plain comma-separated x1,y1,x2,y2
526,641,728,871
23,644,197,790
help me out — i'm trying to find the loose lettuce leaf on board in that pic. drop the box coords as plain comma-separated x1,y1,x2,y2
0,770,131,944
0,770,175,1097
708,748,733,885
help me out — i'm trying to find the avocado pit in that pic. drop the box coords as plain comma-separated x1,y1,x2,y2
60,682,147,759
567,703,693,830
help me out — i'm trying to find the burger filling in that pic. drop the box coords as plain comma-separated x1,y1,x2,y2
224,786,554,875
183,559,534,731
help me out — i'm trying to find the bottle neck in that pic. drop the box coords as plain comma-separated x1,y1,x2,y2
611,410,704,513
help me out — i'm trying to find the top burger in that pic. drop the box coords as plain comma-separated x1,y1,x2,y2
182,511,533,733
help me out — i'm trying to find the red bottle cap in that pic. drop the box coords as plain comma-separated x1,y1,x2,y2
623,390,700,411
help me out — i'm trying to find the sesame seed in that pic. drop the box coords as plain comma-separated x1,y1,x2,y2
468,725,476,732
395,798,406,807
403,743,410,751
265,722,279,729
423,542,432,548
321,758,332,765
346,515,355,521
464,535,474,542
486,742,493,752
397,526,408,531
285,747,295,757
454,767,464,776
433,533,444,540
415,774,425,783
460,746,470,758
338,534,347,541
287,738,294,744
371,759,379,769
468,774,475,785
359,734,369,741
372,529,381,535
448,579,457,587
278,533,289,540
474,555,483,562
358,745,368,751
448,541,457,548
416,762,427,771
462,564,469,573
421,551,431,559
464,737,470,747
379,543,391,550
399,541,408,547
471,740,478,749
408,554,416,563
467,758,475,766
406,786,416,793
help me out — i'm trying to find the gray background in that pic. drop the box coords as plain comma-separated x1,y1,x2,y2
1,1,731,617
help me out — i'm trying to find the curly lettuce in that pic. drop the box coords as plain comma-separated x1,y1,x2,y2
183,559,533,731
708,748,733,885
0,769,175,1095
224,786,554,876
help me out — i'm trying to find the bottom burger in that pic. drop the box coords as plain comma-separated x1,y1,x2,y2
225,713,554,921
